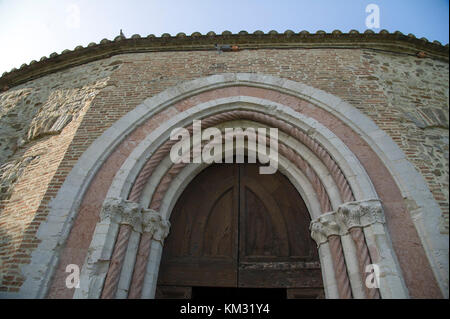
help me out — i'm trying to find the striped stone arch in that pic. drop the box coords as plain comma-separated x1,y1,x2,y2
21,73,447,299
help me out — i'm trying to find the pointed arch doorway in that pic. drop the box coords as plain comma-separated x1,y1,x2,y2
155,162,324,299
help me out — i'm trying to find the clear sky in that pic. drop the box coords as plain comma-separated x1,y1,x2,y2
0,0,448,75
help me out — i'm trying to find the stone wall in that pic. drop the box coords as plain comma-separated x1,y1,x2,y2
361,53,449,234
0,60,119,292
0,46,448,293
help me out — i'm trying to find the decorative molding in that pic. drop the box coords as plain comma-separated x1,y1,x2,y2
148,127,334,214
131,109,345,213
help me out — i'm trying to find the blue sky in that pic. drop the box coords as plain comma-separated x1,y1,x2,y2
0,0,448,75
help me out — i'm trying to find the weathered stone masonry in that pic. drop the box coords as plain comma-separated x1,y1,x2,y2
0,30,448,297
0,60,120,292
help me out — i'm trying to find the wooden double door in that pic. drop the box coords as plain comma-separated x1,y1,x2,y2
156,163,324,298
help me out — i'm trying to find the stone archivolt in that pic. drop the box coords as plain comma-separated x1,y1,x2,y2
32,73,441,300
99,106,380,299
121,108,358,299
130,109,353,208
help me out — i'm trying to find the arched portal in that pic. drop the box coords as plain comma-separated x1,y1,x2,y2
155,162,324,299
22,73,446,300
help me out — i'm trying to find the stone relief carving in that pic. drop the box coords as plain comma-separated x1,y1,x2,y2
100,198,170,239
142,209,171,242
99,197,124,224
310,199,385,246
141,209,160,234
310,212,341,246
336,199,385,230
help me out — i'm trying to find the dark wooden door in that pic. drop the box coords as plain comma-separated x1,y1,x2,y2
157,164,240,288
156,163,323,298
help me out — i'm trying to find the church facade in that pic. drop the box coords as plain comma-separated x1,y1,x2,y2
0,30,448,299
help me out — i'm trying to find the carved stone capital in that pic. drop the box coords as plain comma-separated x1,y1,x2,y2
310,199,385,246
100,199,170,240
100,197,125,224
141,209,161,234
142,209,171,242
336,199,385,232
120,200,142,232
100,197,142,232
310,212,342,246
154,219,171,242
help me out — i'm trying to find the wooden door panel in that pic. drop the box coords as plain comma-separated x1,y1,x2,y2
239,163,318,261
157,164,239,287
156,285,192,299
241,184,290,258
239,264,323,288
202,186,234,257
158,259,237,287
238,163,321,288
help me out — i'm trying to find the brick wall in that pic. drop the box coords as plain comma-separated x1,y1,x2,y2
361,52,449,234
0,59,118,292
0,47,448,293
